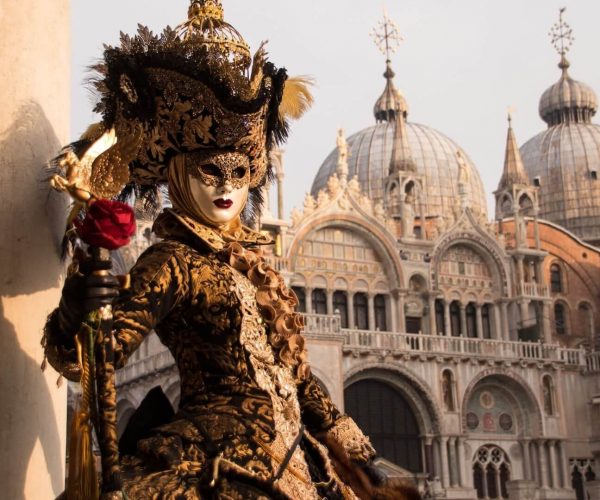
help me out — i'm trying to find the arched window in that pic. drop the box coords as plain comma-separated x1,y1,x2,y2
345,379,422,472
435,299,445,335
333,291,348,328
554,303,568,335
312,289,327,315
550,264,563,293
542,375,555,415
353,293,368,330
482,304,492,339
450,301,461,337
571,459,597,500
442,370,455,411
466,303,477,338
291,287,306,313
578,303,594,340
374,294,387,331
473,446,510,499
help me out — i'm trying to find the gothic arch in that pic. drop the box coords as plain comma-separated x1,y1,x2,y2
344,362,442,434
432,234,510,297
461,369,543,437
287,213,404,289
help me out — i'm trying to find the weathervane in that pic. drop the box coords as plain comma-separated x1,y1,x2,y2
370,8,403,62
549,7,574,57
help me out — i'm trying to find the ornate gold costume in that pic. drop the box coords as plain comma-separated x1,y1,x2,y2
44,210,375,498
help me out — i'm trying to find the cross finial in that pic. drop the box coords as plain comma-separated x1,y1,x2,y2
549,7,574,57
370,7,403,62
507,106,516,127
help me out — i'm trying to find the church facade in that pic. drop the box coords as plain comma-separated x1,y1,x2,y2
111,14,600,500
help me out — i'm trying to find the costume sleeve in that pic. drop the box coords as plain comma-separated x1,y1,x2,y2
297,373,376,464
43,240,190,381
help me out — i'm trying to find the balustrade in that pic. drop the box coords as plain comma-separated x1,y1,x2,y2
585,351,600,373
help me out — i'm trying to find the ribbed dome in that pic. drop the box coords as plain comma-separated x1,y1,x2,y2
520,122,600,244
311,122,488,220
539,58,598,127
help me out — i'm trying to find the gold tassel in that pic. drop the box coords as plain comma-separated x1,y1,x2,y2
279,76,315,121
66,332,99,499
67,409,99,500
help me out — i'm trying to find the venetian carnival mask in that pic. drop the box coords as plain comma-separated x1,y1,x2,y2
184,151,250,226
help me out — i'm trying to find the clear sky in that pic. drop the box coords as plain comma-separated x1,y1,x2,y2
71,0,600,217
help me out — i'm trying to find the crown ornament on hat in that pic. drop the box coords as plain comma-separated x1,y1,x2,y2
51,0,313,207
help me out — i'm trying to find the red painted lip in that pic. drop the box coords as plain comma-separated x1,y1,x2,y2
213,198,233,209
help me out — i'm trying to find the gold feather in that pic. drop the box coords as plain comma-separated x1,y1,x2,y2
279,76,315,121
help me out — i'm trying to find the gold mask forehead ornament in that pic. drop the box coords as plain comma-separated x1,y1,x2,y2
186,151,250,189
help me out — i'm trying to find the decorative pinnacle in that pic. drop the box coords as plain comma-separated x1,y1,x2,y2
188,0,224,22
370,8,403,62
549,7,574,69
507,105,516,127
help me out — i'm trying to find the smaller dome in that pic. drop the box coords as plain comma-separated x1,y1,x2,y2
539,57,598,126
374,61,408,122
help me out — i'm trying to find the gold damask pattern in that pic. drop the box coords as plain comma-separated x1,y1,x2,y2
43,211,376,498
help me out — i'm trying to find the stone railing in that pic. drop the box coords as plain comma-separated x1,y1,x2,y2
304,322,586,366
303,313,342,336
516,282,550,298
585,352,600,374
264,255,290,273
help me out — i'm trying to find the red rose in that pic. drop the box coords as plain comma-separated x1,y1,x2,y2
75,199,136,250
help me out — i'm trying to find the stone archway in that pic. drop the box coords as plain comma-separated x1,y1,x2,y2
344,365,442,479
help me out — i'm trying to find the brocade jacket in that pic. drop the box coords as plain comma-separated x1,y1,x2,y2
44,209,375,499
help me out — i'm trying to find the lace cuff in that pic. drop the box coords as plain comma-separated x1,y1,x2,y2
325,415,376,464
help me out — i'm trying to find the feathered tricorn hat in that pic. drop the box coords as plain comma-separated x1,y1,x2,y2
56,0,312,208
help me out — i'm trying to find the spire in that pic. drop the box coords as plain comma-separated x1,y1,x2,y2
370,10,414,172
497,111,530,191
371,10,407,123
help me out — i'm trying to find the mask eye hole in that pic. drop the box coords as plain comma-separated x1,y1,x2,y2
233,167,247,179
200,164,221,177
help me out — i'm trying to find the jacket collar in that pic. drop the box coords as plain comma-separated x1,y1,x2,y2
153,208,273,252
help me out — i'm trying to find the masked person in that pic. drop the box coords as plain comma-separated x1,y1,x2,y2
42,1,420,499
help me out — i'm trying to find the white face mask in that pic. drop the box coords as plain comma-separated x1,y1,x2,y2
188,174,249,226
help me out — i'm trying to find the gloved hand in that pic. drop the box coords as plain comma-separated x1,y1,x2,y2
58,247,121,335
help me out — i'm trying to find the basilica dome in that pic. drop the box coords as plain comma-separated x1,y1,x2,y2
311,63,487,220
520,56,600,245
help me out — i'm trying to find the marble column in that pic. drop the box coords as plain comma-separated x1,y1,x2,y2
448,437,458,486
0,2,70,497
558,440,571,489
389,294,397,332
347,292,355,329
327,290,334,316
368,294,375,331
542,301,553,343
493,303,502,340
305,287,313,314
521,439,531,480
548,440,559,488
428,296,437,335
538,440,549,488
501,300,510,340
398,293,406,333
534,214,541,249
517,255,525,285
475,304,484,339
460,304,467,337
457,437,467,487
444,300,451,337
424,436,435,478
440,436,450,488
